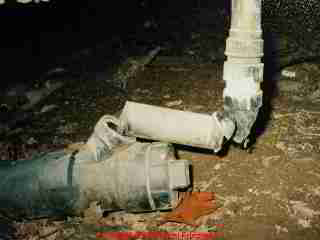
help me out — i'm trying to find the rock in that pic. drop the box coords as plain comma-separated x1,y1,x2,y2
276,63,320,95
282,63,320,84
165,100,183,107
281,69,296,78
27,137,37,145
40,104,57,114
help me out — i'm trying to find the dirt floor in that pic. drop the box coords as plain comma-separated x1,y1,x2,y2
1,4,320,240
2,55,319,240
129,59,320,240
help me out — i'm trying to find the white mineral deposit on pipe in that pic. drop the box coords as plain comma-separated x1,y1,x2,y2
119,101,235,152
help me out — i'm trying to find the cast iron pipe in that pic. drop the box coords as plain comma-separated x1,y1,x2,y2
0,116,190,219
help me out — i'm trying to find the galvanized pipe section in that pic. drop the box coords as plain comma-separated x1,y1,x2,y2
118,101,235,153
223,0,264,144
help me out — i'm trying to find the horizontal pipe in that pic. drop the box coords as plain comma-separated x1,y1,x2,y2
119,101,235,153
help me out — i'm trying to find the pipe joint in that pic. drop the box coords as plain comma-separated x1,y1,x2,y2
86,115,136,162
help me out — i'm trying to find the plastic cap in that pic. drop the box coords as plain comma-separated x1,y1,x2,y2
168,160,191,190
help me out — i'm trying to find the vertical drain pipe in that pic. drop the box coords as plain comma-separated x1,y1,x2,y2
117,1,264,151
223,0,264,146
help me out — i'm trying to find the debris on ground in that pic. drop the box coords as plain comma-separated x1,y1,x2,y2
2,2,320,239
158,191,218,227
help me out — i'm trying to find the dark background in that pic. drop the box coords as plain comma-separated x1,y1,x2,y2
0,0,147,87
1,0,320,89
0,0,208,88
